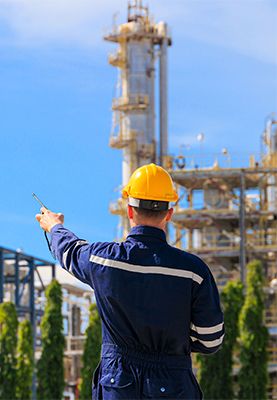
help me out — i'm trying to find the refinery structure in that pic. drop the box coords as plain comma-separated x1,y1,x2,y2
105,0,170,237
0,1,276,399
106,1,277,398
0,246,91,399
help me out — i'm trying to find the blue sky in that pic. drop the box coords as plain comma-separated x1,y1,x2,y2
0,0,276,261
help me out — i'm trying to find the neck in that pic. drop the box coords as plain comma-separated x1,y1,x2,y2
130,220,166,232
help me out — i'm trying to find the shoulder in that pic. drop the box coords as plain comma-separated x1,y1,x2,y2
166,245,210,279
90,240,127,258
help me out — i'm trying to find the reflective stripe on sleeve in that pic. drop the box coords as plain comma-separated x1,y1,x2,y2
190,333,224,348
89,255,203,284
62,240,89,273
190,322,224,335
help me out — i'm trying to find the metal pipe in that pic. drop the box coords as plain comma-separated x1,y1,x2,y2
239,173,246,284
52,263,56,280
0,245,53,264
35,267,46,291
159,26,168,167
150,49,156,164
15,252,19,307
29,259,36,400
0,250,3,303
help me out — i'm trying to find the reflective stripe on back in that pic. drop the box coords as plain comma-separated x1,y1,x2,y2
89,254,203,284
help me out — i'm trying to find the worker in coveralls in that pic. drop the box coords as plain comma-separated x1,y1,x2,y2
36,163,224,400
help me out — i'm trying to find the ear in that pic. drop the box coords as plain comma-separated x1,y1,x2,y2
127,205,134,220
165,207,174,222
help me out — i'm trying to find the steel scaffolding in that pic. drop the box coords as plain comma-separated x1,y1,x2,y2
168,117,277,398
0,246,56,399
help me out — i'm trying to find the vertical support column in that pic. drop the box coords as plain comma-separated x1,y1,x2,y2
159,28,168,167
15,252,20,307
52,263,56,280
239,172,246,284
29,259,35,333
0,249,3,303
188,189,193,250
175,227,182,249
188,230,193,250
150,49,156,164
29,259,36,400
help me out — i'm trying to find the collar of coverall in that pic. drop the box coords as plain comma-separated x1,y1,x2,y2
127,225,167,242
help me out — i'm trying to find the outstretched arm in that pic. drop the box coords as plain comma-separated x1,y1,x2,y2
35,208,94,287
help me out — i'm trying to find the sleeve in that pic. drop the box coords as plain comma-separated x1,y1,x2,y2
50,224,95,287
190,265,224,354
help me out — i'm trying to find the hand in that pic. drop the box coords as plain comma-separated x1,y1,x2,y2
36,207,64,233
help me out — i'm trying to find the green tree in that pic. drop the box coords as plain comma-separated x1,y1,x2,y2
0,301,18,400
16,319,34,400
37,279,65,400
238,260,269,400
197,280,244,399
80,303,102,400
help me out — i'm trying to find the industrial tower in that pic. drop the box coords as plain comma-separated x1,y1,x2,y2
104,0,171,236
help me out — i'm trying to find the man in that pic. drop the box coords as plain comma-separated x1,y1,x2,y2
36,163,224,400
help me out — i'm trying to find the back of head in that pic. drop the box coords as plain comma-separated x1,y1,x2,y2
122,163,178,228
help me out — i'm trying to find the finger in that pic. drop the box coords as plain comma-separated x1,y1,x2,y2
36,214,42,222
40,207,48,214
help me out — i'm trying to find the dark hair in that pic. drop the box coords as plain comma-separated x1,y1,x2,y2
133,207,168,221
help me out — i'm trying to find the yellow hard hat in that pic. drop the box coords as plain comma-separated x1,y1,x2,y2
122,163,178,203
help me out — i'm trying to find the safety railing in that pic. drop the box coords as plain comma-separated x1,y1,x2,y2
268,347,277,365
247,229,277,248
167,152,260,171
263,153,277,168
183,229,277,253
267,384,277,400
109,129,138,149
65,335,86,356
190,234,237,253
108,51,126,68
112,94,149,111
266,309,277,327
174,208,238,215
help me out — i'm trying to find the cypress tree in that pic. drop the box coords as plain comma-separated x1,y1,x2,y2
238,259,268,400
197,280,244,399
16,319,34,400
37,279,65,400
0,301,18,400
80,303,102,400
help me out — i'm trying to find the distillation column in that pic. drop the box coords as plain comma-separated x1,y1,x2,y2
265,116,277,211
105,1,171,236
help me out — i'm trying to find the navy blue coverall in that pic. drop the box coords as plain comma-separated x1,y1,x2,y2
50,224,224,400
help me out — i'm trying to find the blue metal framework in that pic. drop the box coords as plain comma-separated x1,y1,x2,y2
0,245,56,399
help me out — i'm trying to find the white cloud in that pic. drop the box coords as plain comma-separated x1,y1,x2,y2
167,0,277,65
0,0,125,46
0,0,276,64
